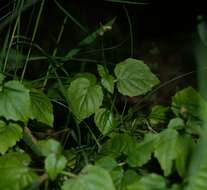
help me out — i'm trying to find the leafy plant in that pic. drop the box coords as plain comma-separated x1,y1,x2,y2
0,1,206,189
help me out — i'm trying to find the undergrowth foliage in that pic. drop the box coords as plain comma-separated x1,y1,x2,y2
0,1,207,190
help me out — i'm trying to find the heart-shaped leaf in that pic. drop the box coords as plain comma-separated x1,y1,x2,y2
67,76,103,121
0,80,30,121
0,120,22,154
114,58,159,96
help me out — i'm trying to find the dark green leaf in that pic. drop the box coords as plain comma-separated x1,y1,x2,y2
114,58,159,96
94,108,117,135
30,89,54,127
0,80,30,121
0,120,22,154
100,133,136,157
127,133,157,167
67,77,103,121
149,105,169,125
0,73,5,84
171,87,207,120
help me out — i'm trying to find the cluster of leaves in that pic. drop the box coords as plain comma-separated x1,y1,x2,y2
1,1,207,189
1,55,207,190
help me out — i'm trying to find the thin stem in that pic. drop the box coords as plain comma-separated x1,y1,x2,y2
61,171,77,178
43,16,68,88
21,0,45,81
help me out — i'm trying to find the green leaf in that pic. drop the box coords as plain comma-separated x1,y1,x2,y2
73,73,97,84
61,165,115,190
37,138,62,156
97,64,107,78
127,133,157,167
121,170,140,188
0,49,25,71
95,156,123,189
114,58,159,96
45,154,67,180
171,87,207,120
110,166,124,189
149,105,169,125
0,73,5,84
154,128,178,176
167,117,185,130
175,134,194,177
185,155,207,190
135,173,167,190
0,152,37,190
0,80,30,121
186,118,203,135
96,156,117,171
94,108,117,135
170,184,182,190
100,133,136,157
101,75,115,94
30,89,54,127
185,137,207,190
67,77,103,121
0,120,22,154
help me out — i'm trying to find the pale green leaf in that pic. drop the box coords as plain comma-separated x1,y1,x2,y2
0,152,37,190
114,58,159,96
30,89,54,127
37,138,62,156
154,128,178,176
67,77,103,121
61,165,115,190
94,108,117,135
0,120,22,154
167,117,185,130
101,75,115,94
0,80,30,121
45,154,67,180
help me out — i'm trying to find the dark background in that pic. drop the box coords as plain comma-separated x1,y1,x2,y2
1,0,206,103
